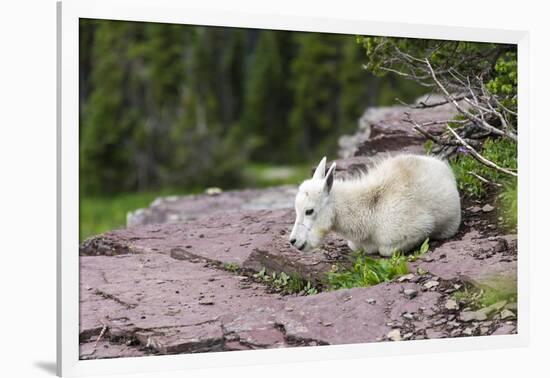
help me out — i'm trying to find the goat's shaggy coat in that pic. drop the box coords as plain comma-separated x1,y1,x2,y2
289,154,461,256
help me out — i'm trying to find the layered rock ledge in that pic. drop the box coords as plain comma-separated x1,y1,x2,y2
80,205,517,359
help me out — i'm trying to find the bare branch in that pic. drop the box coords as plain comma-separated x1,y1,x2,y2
446,125,517,177
403,119,452,145
493,95,518,116
467,171,503,187
396,94,470,109
479,82,514,134
425,59,518,142
379,66,435,87
91,323,108,356
402,115,479,149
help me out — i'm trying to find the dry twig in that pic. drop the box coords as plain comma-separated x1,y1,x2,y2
446,125,517,177
91,323,108,355
425,59,517,142
467,171,503,187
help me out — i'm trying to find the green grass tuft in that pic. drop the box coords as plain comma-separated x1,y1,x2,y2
79,163,312,242
450,137,517,199
327,253,409,289
499,180,518,230
453,277,517,309
406,238,430,262
327,239,430,290
253,268,318,295
242,163,313,188
222,262,240,273
79,189,184,241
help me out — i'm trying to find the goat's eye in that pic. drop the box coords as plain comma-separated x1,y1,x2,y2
305,209,314,216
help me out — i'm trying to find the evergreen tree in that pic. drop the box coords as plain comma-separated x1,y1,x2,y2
337,37,371,138
166,26,249,189
80,20,146,194
79,19,429,195
240,30,294,162
289,33,341,160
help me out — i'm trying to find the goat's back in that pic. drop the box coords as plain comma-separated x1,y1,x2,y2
350,154,461,242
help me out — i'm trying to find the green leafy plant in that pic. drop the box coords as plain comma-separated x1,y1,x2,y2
424,140,434,155
273,271,290,289
328,239,430,290
223,262,240,273
253,268,318,295
451,137,517,198
499,180,518,230
253,267,268,281
453,277,517,310
79,189,189,241
486,51,518,116
328,252,409,290
406,238,430,262
302,281,318,295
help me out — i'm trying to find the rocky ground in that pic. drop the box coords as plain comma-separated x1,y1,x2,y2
80,98,517,359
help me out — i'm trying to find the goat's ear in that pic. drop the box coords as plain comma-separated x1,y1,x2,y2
324,162,336,194
312,156,327,180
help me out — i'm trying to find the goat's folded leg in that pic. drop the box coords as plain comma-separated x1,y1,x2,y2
378,235,427,257
347,240,378,255
347,240,361,252
378,245,397,257
361,242,379,255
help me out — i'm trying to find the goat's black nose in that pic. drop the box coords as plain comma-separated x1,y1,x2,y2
290,238,296,245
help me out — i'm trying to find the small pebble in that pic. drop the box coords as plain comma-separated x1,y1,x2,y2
398,273,415,282
482,204,495,212
445,299,459,311
500,309,516,320
424,281,440,289
460,311,487,322
387,329,402,341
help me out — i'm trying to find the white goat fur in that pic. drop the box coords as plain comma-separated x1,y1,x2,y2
289,154,461,256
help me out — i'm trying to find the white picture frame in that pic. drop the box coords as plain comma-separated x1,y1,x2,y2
57,0,530,376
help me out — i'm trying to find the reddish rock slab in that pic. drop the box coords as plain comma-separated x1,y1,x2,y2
276,283,441,345
221,281,444,347
492,323,517,335
222,310,289,349
127,186,297,227
81,209,350,284
134,322,225,354
79,248,517,358
80,204,517,359
409,230,517,285
79,251,286,357
80,341,148,360
82,247,450,356
338,96,462,159
81,209,517,289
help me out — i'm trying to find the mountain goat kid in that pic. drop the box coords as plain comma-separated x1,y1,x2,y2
289,154,461,256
